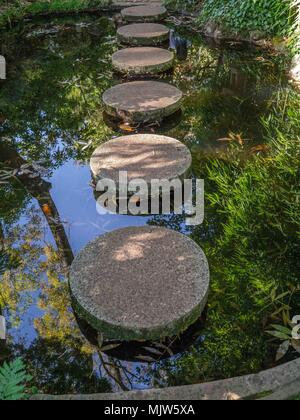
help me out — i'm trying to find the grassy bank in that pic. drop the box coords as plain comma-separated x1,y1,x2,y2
0,0,111,29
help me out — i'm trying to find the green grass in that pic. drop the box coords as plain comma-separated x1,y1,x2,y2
165,0,300,48
0,0,111,29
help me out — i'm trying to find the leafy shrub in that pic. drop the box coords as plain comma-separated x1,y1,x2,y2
199,0,293,36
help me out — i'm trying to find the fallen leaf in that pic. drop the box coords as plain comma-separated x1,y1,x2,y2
119,123,135,132
136,355,156,363
97,333,104,348
42,204,52,217
143,347,164,356
100,343,121,352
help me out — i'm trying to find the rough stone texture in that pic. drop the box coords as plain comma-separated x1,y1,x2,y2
102,80,183,123
121,5,167,23
90,134,191,186
32,357,300,400
0,56,5,80
117,23,169,46
112,47,174,75
69,226,210,341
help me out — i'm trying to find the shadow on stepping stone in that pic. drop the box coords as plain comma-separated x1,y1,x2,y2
112,47,174,75
102,80,183,123
69,226,210,341
121,5,167,23
117,23,169,46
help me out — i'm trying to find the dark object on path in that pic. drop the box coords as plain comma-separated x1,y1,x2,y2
169,30,189,61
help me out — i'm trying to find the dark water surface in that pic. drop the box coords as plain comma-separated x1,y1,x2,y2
0,14,292,394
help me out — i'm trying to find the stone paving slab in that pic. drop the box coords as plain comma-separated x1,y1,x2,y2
102,80,183,123
112,46,174,74
90,133,191,185
121,4,167,22
32,357,300,400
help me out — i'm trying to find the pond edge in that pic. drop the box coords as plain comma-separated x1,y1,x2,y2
32,356,300,400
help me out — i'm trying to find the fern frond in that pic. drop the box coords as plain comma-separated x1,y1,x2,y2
0,358,32,400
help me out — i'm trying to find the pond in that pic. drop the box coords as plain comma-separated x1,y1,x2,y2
0,13,299,394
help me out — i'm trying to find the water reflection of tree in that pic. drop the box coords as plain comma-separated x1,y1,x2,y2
0,137,136,393
0,141,74,267
0,16,115,170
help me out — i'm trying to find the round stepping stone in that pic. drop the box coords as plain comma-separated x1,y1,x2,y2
69,226,210,341
112,47,174,75
102,80,183,123
121,5,167,23
117,23,169,46
90,134,192,186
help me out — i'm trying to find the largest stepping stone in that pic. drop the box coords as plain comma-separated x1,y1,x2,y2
121,4,167,22
90,134,192,187
102,80,183,123
117,23,169,46
69,226,210,341
112,47,174,75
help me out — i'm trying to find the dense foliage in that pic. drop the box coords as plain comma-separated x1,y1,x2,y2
0,0,110,28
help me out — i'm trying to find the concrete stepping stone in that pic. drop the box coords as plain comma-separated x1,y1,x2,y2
117,23,169,46
114,1,163,6
112,47,174,75
121,5,167,22
90,134,192,187
69,226,210,341
102,80,183,123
